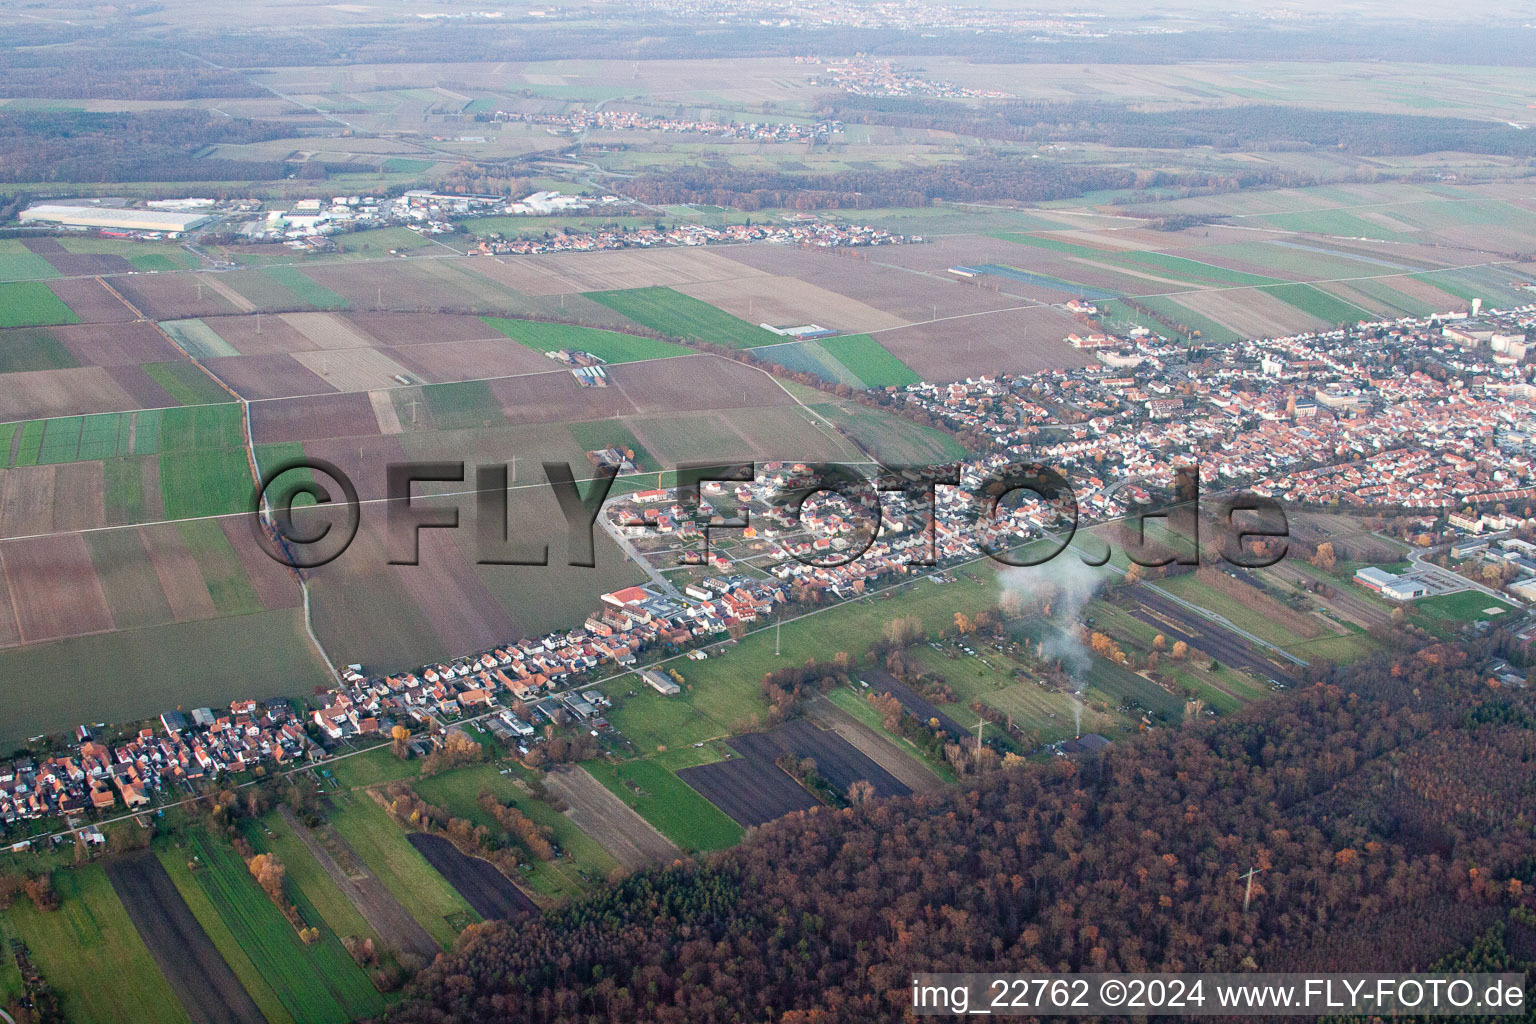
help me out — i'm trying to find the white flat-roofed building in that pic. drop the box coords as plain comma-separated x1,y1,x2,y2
19,205,211,233
1353,566,1428,601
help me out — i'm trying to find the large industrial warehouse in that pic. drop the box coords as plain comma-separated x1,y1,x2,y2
17,204,211,233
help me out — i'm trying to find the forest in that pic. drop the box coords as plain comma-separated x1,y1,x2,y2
0,109,307,183
828,97,1536,158
388,636,1536,1023
0,48,263,99
623,158,1154,211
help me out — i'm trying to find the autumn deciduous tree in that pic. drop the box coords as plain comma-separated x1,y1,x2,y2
1311,542,1337,572
248,852,286,906
1171,640,1189,660
22,874,58,912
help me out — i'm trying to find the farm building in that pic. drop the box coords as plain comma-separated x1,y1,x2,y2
1353,566,1428,601
639,669,681,696
18,204,211,232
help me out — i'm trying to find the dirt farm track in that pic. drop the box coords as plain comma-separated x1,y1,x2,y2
104,853,265,1024
542,765,680,870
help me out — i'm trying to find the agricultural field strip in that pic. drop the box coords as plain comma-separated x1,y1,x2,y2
34,500,1275,844
236,352,699,407
1,351,794,545
1109,258,1525,301
848,249,1521,333
0,397,234,430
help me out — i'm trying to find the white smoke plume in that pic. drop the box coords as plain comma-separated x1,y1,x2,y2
998,556,1107,735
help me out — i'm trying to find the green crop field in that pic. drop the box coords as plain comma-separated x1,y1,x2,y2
336,226,438,254
1256,208,1417,240
1128,295,1243,345
587,286,777,348
37,414,83,464
418,379,505,430
0,865,191,1024
79,412,126,460
994,234,1283,289
0,326,78,371
12,419,44,466
483,316,691,363
1261,283,1376,325
584,758,744,851
160,447,254,519
0,609,330,749
0,251,59,282
244,816,378,949
819,334,921,388
157,844,298,1024
130,408,164,454
9,410,154,465
177,517,264,615
1343,277,1440,317
130,253,189,271
160,319,239,359
1117,251,1281,288
143,362,233,405
0,281,80,328
757,337,864,387
160,403,244,450
325,791,475,949
381,158,437,174
174,831,384,1024
263,266,350,310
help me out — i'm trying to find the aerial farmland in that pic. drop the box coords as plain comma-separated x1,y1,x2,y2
4,5,1536,1020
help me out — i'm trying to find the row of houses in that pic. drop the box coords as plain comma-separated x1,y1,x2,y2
2,701,313,830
